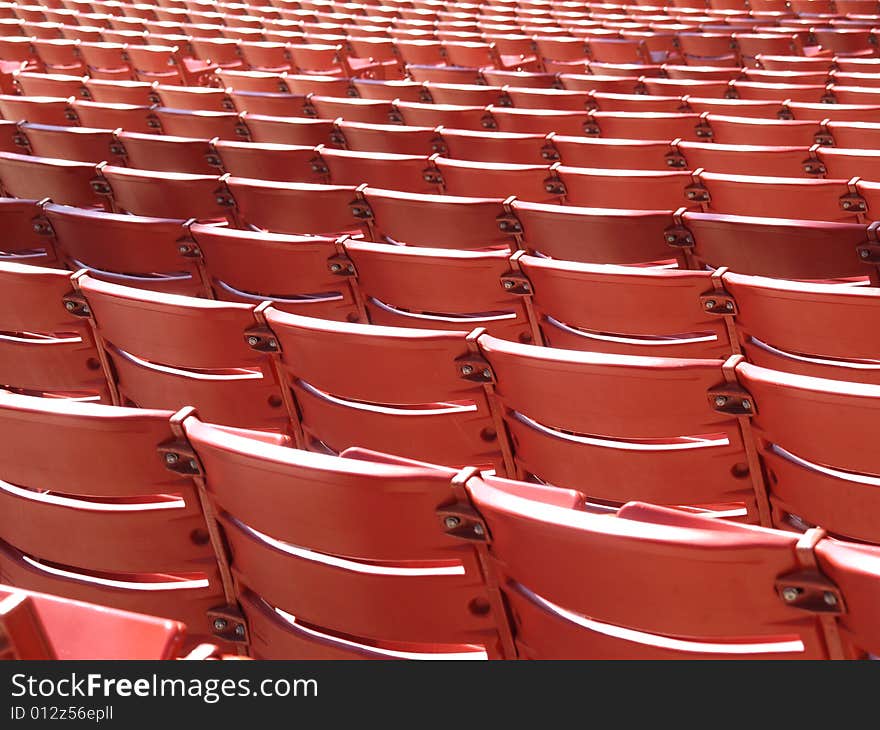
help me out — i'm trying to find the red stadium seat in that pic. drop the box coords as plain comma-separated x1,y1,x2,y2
0,584,188,659
73,273,287,430
40,202,208,296
555,167,693,210
671,140,811,177
736,360,880,544
315,146,437,193
689,172,862,222
209,139,320,182
431,156,560,202
0,197,56,264
0,151,106,208
356,186,509,249
545,135,672,170
0,390,230,645
153,107,248,141
502,199,680,265
723,271,880,384
334,119,436,156
111,130,216,174
673,211,874,279
345,240,532,340
15,122,120,164
474,332,767,520
95,164,234,221
240,112,334,146
0,260,110,400
257,308,509,471
179,417,510,659
587,111,703,141
515,254,731,357
227,177,364,236
435,127,547,164
467,477,851,658
188,222,364,321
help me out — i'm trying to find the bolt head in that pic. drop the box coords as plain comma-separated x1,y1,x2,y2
213,618,228,631
824,591,838,607
666,235,676,243
843,200,852,209
268,339,277,349
330,263,341,272
246,335,260,346
861,249,871,259
705,299,716,310
725,301,734,311
502,280,514,290
782,587,800,602
741,400,752,410
178,245,188,254
234,624,246,637
481,368,491,379
165,453,178,464
473,524,485,536
714,395,727,407
444,516,461,529
188,459,198,470
460,365,473,376
64,301,76,311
